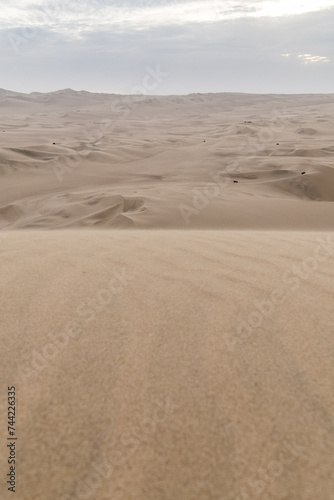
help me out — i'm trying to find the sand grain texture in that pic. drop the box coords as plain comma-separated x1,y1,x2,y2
0,231,334,499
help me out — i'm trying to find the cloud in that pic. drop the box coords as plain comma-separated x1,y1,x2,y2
298,53,330,64
251,0,334,18
281,53,330,64
0,0,334,35
0,2,333,94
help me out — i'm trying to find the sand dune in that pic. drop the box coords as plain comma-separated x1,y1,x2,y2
0,91,334,499
1,230,334,499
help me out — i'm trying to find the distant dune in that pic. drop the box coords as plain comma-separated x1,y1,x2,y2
1,89,334,229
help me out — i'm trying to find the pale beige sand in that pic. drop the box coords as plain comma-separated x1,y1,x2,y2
1,91,334,499
1,230,334,500
1,90,334,229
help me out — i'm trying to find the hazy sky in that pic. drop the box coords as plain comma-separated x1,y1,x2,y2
1,0,334,94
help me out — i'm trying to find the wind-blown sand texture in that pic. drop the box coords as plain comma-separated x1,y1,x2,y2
0,91,334,499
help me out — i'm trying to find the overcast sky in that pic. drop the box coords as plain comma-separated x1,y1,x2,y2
1,0,334,94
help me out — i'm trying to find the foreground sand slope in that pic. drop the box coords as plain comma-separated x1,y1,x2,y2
1,91,334,229
1,230,334,500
